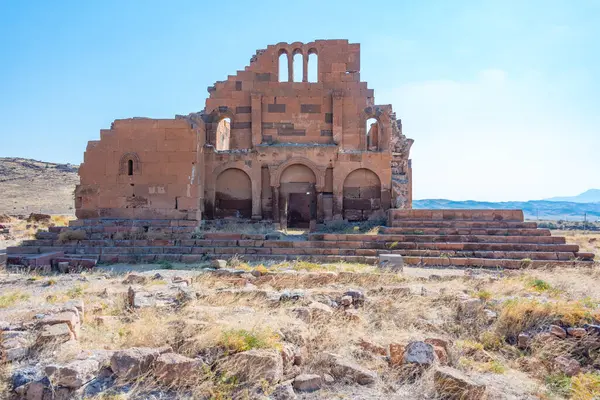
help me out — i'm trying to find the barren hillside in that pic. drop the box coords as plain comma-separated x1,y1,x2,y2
0,158,79,216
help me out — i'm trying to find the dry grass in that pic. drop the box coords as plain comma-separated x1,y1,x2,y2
57,229,86,243
0,236,599,398
0,291,30,308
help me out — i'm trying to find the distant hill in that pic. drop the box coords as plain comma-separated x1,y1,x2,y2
545,189,600,203
414,199,600,221
0,158,79,216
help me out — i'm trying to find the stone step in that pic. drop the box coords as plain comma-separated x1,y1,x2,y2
7,251,65,267
388,220,538,229
21,239,581,253
97,253,379,265
51,246,589,261
309,233,566,244
401,256,594,269
381,227,550,236
95,253,591,269
389,209,524,222
69,219,198,227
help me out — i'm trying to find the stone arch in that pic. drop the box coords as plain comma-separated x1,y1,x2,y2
343,168,382,221
278,48,289,82
279,164,317,228
215,168,252,218
272,157,325,189
361,106,392,151
307,48,318,82
205,106,235,149
119,152,141,175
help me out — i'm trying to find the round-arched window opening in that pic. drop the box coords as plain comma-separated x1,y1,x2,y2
127,159,134,176
366,118,379,150
216,117,231,151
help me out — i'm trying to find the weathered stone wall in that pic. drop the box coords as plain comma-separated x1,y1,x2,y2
75,40,414,225
75,119,200,220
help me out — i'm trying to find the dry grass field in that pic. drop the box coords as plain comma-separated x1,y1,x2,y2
0,232,598,399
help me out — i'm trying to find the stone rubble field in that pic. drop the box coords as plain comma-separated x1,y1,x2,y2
1,257,600,399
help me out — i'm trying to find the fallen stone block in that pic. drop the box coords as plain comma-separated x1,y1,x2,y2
36,323,74,346
403,341,435,366
154,352,202,386
323,352,376,385
45,359,100,388
110,347,170,380
293,373,322,392
434,366,487,400
221,349,283,384
378,254,404,271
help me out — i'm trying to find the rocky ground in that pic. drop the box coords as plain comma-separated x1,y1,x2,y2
1,243,600,399
0,158,78,216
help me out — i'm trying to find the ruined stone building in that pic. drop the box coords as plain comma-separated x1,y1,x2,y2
75,40,414,228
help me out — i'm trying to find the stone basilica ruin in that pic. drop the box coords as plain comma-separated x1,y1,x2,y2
7,40,595,268
75,40,413,228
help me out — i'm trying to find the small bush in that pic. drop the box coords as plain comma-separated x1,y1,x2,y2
530,278,551,292
571,372,600,400
57,229,86,243
475,290,493,301
219,329,281,353
496,299,597,339
66,285,85,298
159,260,174,270
480,331,503,351
0,292,30,308
227,254,245,268
520,258,532,268
545,374,572,397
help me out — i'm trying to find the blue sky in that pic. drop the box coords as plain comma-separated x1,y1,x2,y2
0,0,598,201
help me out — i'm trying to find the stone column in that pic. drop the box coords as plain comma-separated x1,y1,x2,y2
302,54,308,82
251,92,262,147
332,90,344,147
272,186,280,229
316,190,324,223
251,173,262,220
287,56,294,83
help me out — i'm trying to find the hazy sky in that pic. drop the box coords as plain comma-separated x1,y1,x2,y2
0,0,598,201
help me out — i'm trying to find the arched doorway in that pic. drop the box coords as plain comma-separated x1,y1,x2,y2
215,168,252,218
280,164,317,228
343,169,381,221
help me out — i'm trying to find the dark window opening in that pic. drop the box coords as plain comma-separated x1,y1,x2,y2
127,159,134,175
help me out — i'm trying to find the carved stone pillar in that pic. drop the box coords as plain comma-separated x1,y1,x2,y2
332,90,344,147
251,92,262,147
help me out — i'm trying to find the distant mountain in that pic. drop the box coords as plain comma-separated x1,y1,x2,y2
414,199,600,221
545,189,600,203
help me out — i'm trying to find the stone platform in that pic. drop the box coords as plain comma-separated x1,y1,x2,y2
5,210,595,270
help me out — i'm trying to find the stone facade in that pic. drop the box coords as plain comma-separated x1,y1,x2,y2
75,40,414,227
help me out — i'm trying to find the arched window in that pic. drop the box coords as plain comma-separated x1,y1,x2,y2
119,152,140,175
278,51,289,82
293,51,303,82
216,117,231,151
366,118,379,150
307,50,318,82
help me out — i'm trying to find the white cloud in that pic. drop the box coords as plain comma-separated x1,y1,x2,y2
378,70,600,201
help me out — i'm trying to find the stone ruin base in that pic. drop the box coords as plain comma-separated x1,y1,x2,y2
5,209,595,271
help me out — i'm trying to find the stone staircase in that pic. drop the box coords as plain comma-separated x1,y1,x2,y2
5,210,595,270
